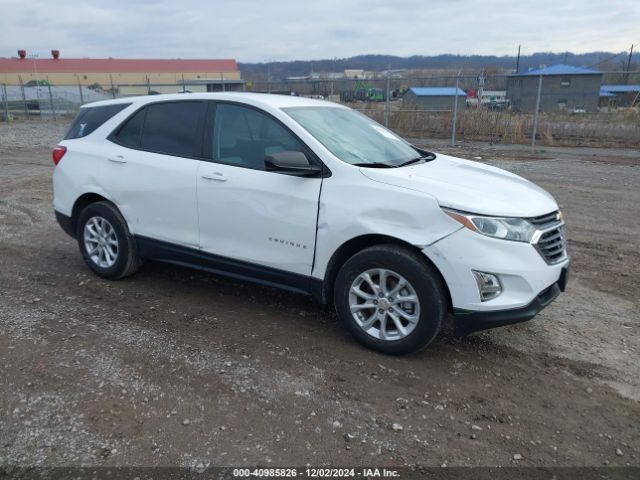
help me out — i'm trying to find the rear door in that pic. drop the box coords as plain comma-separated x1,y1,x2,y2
196,102,322,276
105,100,206,247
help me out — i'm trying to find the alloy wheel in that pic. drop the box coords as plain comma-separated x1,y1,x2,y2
349,268,421,341
83,216,119,268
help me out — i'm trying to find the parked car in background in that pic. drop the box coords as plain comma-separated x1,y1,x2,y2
52,93,569,354
485,101,507,111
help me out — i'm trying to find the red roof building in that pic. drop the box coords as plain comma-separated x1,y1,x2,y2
0,52,241,90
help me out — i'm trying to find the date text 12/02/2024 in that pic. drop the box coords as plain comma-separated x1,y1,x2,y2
232,468,401,478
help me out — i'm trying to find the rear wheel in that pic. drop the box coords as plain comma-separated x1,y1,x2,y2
334,245,446,355
76,201,141,279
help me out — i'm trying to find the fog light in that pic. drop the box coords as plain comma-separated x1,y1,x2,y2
472,271,502,301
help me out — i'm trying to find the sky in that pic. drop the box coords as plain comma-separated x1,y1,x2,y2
0,0,638,62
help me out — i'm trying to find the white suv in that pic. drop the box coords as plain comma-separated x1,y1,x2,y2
52,93,569,354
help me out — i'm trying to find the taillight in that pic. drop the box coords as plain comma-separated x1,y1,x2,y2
52,146,67,166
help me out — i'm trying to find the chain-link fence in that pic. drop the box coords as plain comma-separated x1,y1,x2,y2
0,83,113,120
1,72,639,148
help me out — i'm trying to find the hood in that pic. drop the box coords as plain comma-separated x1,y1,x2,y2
359,154,558,217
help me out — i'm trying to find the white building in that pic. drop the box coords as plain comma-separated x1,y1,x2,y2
480,90,507,104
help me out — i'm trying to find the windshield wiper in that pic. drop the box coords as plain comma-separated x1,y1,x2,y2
406,146,437,165
397,156,429,167
353,162,396,168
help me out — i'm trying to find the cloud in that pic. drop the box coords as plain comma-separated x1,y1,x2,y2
0,0,637,61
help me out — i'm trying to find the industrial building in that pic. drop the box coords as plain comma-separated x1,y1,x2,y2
507,64,602,113
402,87,467,111
0,50,243,95
599,84,640,108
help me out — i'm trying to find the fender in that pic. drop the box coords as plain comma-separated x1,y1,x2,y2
311,171,462,281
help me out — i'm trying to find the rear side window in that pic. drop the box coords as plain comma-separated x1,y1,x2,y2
113,108,146,148
65,103,130,140
140,102,205,157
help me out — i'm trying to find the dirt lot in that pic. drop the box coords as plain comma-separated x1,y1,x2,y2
0,120,639,468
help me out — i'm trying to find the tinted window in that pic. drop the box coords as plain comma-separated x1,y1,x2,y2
65,103,130,139
213,104,303,170
113,108,145,148
140,102,204,157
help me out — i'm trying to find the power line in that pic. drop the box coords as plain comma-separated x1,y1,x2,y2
587,43,639,68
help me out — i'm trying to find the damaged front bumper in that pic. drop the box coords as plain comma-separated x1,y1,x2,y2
453,265,569,335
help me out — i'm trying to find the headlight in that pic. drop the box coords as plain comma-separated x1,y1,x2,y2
443,209,537,243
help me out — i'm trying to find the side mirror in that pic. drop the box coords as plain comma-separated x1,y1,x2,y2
264,151,322,176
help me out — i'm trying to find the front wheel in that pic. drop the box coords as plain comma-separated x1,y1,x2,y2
334,245,446,355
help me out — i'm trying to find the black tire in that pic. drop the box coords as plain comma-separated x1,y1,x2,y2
76,201,141,280
334,244,446,355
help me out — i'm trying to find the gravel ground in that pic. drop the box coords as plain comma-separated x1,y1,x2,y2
0,120,639,468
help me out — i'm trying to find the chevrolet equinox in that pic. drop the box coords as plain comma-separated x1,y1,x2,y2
52,93,569,354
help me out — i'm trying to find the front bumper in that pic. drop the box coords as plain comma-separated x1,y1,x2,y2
422,227,569,334
453,265,569,335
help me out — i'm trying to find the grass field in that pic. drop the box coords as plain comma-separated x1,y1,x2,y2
351,103,640,148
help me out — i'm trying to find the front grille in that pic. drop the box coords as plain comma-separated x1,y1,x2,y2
529,211,561,229
535,224,567,264
528,211,567,264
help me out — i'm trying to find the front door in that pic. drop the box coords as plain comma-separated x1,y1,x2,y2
197,102,322,276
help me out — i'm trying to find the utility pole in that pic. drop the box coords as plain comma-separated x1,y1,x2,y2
2,84,9,123
384,64,391,127
531,74,543,149
477,71,486,107
267,62,271,94
451,71,461,146
625,44,634,84
515,45,521,73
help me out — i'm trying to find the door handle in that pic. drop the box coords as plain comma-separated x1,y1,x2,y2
108,155,127,164
201,172,227,182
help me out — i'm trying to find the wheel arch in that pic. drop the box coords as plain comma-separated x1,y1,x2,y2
70,192,112,236
319,234,452,312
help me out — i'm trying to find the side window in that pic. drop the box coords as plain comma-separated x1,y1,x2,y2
140,101,204,157
212,103,303,170
65,103,130,139
113,108,146,148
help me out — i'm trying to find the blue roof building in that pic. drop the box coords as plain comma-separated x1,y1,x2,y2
507,64,602,113
511,64,601,76
407,87,467,97
599,85,640,107
403,87,467,111
600,84,640,94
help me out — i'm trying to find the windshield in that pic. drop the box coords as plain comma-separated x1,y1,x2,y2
283,106,427,167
